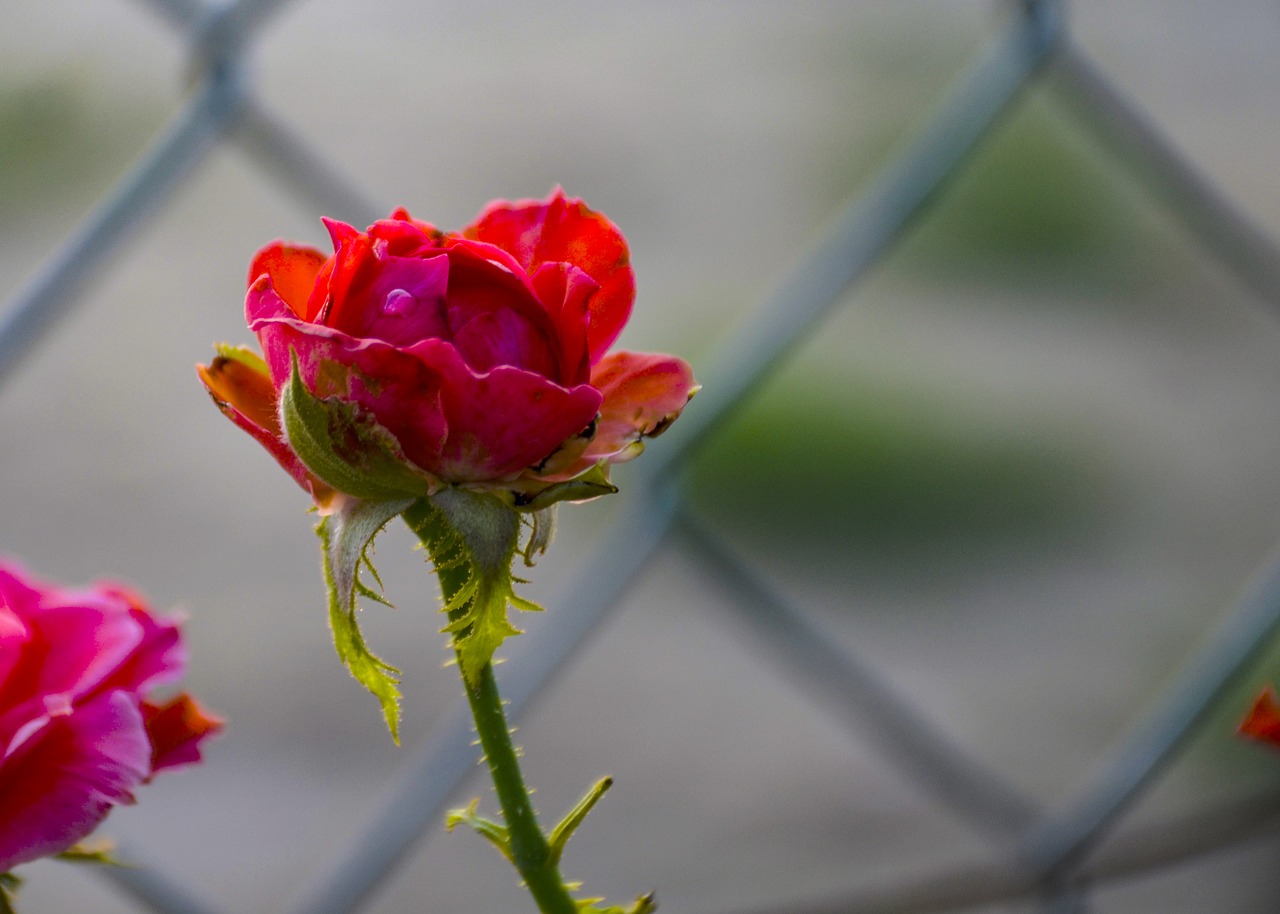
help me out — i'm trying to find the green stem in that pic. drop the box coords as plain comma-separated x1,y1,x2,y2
405,499,577,914
465,662,578,914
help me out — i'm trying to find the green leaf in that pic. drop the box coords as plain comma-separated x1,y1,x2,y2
319,497,414,741
547,776,612,866
575,893,657,914
280,352,436,502
445,799,513,863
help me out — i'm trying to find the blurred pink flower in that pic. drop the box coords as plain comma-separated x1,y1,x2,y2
0,561,221,871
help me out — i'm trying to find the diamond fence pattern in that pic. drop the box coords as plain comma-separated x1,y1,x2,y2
4,1,1280,912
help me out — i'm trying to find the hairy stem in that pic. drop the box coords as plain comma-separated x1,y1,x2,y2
405,499,577,914
465,662,577,914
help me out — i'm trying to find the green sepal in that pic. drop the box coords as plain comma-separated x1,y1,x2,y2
55,843,119,866
521,507,557,567
319,497,414,741
405,490,544,688
280,352,437,502
213,341,269,374
0,873,18,914
514,463,618,512
445,799,513,863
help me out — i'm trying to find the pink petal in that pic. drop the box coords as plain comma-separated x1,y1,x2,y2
465,190,635,363
0,691,150,871
326,253,451,348
406,339,603,481
251,309,450,475
585,350,698,463
437,243,560,378
93,586,186,694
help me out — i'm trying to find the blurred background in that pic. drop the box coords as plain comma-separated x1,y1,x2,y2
3,1,1280,911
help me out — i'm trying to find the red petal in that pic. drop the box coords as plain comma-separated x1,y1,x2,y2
409,339,602,481
1240,686,1280,747
585,350,697,463
142,693,223,777
465,190,635,363
531,262,596,387
248,242,327,320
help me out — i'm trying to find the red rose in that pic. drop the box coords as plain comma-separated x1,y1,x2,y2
199,190,696,509
0,561,221,871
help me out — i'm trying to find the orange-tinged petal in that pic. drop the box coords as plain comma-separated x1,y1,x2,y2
142,693,223,778
197,347,278,435
585,350,698,463
197,349,338,509
248,242,327,320
1240,686,1280,747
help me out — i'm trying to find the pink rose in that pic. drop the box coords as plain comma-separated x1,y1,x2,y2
199,190,696,509
0,561,221,872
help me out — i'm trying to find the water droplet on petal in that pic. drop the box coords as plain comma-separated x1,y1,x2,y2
383,289,415,316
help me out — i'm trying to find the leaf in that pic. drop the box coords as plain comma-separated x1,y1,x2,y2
575,893,657,914
445,799,513,863
547,776,612,866
319,497,414,741
280,352,436,502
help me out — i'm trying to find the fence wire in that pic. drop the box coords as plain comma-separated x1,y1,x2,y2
4,0,1280,912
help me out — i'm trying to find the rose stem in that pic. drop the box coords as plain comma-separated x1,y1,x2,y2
466,662,578,914
406,503,578,914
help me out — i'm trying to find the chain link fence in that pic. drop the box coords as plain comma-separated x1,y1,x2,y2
4,1,1280,911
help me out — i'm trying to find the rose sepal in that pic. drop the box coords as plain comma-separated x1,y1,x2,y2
317,497,414,742
403,492,545,689
280,351,439,506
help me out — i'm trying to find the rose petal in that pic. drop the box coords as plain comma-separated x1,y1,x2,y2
0,691,150,871
406,339,602,481
93,586,185,695
1241,686,1280,747
142,693,223,777
437,242,560,377
252,310,450,476
198,346,338,509
465,189,635,363
584,350,698,463
0,605,29,699
328,253,451,348
248,242,328,320
531,262,596,387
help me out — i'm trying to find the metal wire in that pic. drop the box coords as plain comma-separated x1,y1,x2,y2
4,0,1280,912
